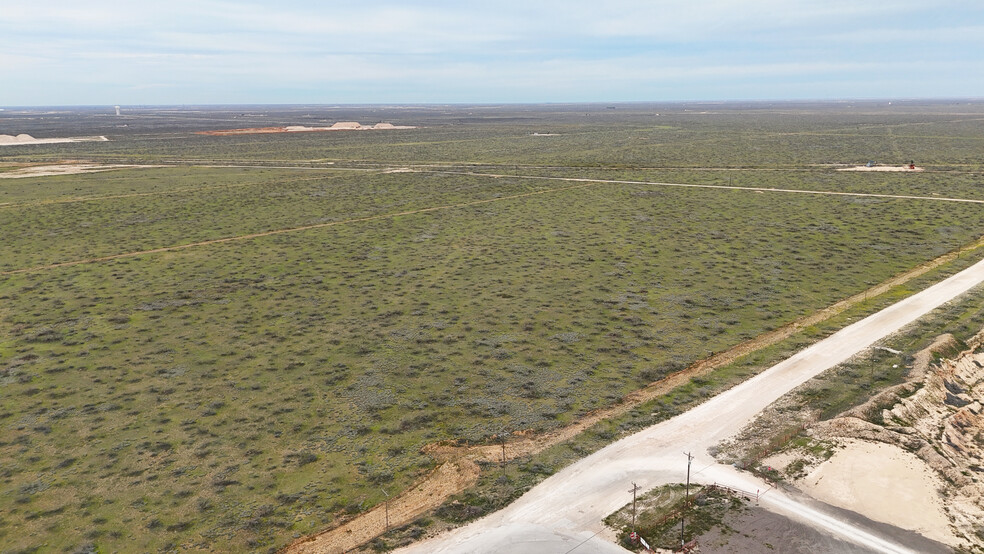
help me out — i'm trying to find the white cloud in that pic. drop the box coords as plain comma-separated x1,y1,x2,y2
824,24,984,45
0,0,981,104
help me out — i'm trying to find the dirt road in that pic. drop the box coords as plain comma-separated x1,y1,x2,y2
398,255,984,554
426,170,984,205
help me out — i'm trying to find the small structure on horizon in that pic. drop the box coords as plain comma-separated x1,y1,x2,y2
115,105,121,116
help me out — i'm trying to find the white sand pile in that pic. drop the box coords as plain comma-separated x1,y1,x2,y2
281,123,414,133
0,134,109,146
0,164,147,178
0,134,37,144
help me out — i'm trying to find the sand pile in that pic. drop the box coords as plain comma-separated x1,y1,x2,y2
0,134,108,146
329,121,362,130
0,134,37,144
0,163,149,178
197,123,415,136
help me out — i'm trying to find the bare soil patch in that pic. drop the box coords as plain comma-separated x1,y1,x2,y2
0,134,108,146
836,164,924,172
740,331,984,550
196,123,414,136
797,439,957,545
0,163,148,179
283,460,480,554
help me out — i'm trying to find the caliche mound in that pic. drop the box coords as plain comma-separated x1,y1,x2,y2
0,134,37,144
0,134,108,146
0,163,150,178
196,123,415,136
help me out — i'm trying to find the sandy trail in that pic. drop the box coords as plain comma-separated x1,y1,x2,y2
394,255,984,554
6,165,972,210
837,165,924,172
424,170,984,205
288,460,481,554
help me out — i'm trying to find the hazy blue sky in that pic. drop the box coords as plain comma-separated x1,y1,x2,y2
2,1,982,105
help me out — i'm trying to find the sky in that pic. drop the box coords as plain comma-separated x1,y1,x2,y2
1,0,983,106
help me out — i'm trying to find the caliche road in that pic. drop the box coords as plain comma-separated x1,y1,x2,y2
399,256,984,554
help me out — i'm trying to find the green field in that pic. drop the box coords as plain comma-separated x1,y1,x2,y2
2,102,984,552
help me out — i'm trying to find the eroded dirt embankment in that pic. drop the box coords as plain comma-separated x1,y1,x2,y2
805,333,984,548
286,460,480,554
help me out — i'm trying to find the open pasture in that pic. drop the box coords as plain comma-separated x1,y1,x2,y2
2,102,984,552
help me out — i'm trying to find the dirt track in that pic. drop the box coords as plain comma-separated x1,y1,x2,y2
287,460,480,554
425,170,984,205
837,165,924,172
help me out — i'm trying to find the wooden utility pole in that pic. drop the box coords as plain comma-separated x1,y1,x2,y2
681,452,693,548
501,435,507,479
381,488,390,530
629,482,641,531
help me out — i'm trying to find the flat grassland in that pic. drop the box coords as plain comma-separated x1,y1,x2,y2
2,102,984,552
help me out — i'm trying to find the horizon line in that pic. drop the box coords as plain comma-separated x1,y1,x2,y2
4,97,984,110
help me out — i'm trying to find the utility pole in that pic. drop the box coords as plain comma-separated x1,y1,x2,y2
381,488,390,530
629,482,641,532
681,452,693,548
500,435,507,480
